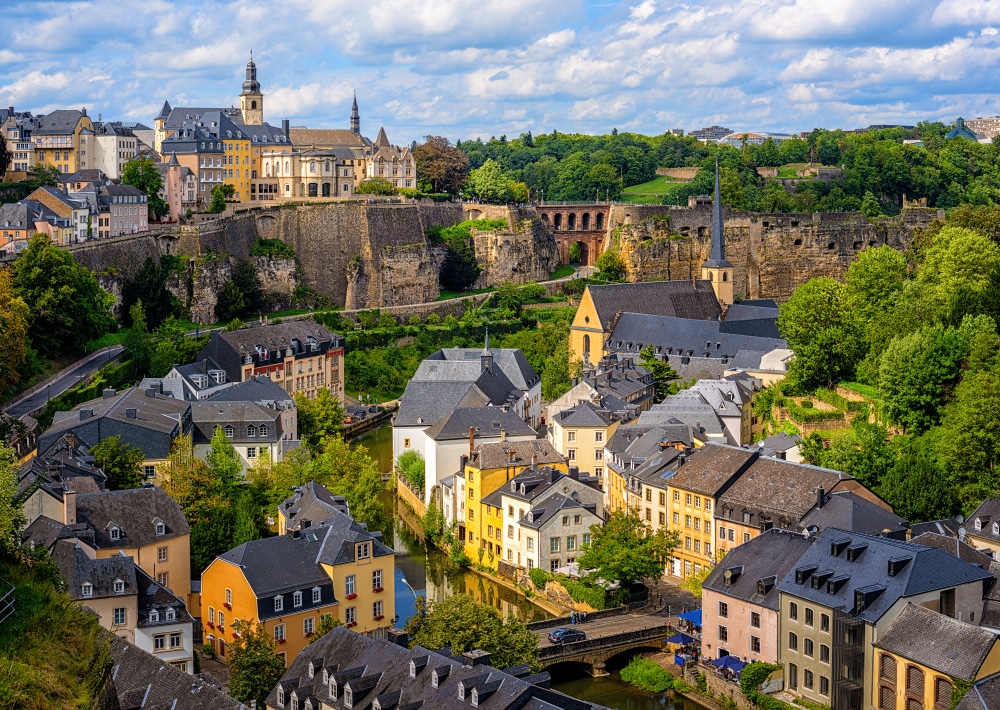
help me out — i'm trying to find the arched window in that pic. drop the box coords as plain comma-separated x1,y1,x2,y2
880,654,896,682
247,425,257,437
596,212,604,229
907,666,924,698
707,272,713,281
568,213,577,230
310,161,316,173
285,161,290,173
322,183,331,197
308,183,318,197
224,425,234,437
251,100,257,109
583,334,590,357
722,272,729,282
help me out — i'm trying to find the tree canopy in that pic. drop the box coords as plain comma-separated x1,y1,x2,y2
413,136,470,195
227,620,286,707
121,157,168,220
576,509,679,587
0,269,30,395
91,435,145,490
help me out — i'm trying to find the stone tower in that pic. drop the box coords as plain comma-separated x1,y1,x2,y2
240,53,264,126
701,160,734,307
351,92,360,135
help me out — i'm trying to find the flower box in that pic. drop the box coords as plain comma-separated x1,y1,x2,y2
223,603,232,610
207,622,214,628
346,622,357,628
346,593,357,600
374,615,384,621
305,632,314,637
373,587,384,593
277,638,287,644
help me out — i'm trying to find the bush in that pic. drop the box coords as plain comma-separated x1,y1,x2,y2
378,312,397,328
529,568,550,589
426,313,441,325
620,657,674,692
785,401,844,423
397,450,426,491
407,314,423,325
558,576,608,610
250,238,295,258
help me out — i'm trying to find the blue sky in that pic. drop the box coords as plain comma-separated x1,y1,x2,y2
2,0,1000,145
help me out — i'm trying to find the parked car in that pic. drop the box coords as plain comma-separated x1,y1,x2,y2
548,628,586,644
369,405,383,413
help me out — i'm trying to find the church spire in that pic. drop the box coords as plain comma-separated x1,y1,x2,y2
351,91,360,135
703,159,732,268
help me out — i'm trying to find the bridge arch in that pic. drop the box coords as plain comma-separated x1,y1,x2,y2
568,213,577,230
582,213,591,230
602,646,664,669
554,213,562,230
596,212,604,229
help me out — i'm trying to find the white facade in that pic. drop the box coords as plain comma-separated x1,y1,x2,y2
94,132,138,179
134,619,195,674
423,432,536,505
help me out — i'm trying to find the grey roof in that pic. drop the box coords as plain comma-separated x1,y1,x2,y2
956,673,1000,710
265,625,609,710
279,481,349,531
586,281,722,328
423,407,537,442
777,527,993,624
53,539,137,600
519,494,601,530
207,374,294,406
138,377,187,401
198,322,343,383
910,532,995,568
947,117,980,141
134,567,193,628
628,446,682,488
606,313,786,361
723,300,779,321
191,400,280,444
436,348,540,391
481,466,600,508
20,431,107,498
703,161,732,268
875,604,998,681
637,393,727,439
469,439,565,471
0,202,32,229
758,432,801,457
108,635,244,710
553,401,615,428
21,515,78,549
968,499,1000,544
156,100,171,119
395,380,481,427
703,529,813,610
909,518,962,538
799,490,909,538
33,109,86,135
667,443,758,496
76,487,190,549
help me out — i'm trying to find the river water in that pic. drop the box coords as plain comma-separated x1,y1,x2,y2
354,424,700,710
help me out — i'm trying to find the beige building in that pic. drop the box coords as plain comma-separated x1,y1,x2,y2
549,400,618,483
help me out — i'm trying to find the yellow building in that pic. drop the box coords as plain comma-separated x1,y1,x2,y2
549,400,619,484
30,108,96,174
666,443,756,579
460,439,566,570
201,508,394,666
873,604,1000,710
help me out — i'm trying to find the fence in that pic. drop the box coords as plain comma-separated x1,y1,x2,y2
527,606,629,632
536,623,668,659
0,577,15,626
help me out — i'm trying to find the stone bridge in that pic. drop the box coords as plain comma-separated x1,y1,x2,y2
534,204,610,266
531,610,670,676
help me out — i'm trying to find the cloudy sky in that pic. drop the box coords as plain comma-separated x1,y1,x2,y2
2,0,999,144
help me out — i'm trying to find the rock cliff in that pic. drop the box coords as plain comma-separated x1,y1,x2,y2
469,206,559,288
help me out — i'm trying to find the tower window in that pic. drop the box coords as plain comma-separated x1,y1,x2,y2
251,101,257,109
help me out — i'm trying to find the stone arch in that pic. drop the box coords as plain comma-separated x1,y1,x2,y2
553,213,562,230
541,213,550,222
568,213,577,230
582,213,591,230
601,646,663,669
465,208,483,221
596,212,604,229
570,240,589,266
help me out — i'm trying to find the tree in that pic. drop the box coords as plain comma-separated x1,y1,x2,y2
916,226,1000,325
568,242,582,264
0,268,30,395
147,316,208,377
0,131,10,181
413,136,470,194
860,190,882,219
639,345,679,398
777,278,864,390
227,620,286,707
938,367,1000,509
232,258,265,315
439,237,481,291
0,443,24,553
294,388,346,449
594,249,625,281
877,440,959,523
121,157,168,220
406,594,538,670
576,509,679,587
465,159,512,204
232,486,267,547
822,418,894,490
309,614,343,644
208,183,235,213
206,425,243,488
90,435,145,490
120,257,180,329
356,177,396,196
215,280,246,323
11,234,115,356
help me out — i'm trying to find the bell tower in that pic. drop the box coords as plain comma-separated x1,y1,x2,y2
239,52,264,126
701,160,734,308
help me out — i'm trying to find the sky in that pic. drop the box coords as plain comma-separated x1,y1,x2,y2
3,0,1000,145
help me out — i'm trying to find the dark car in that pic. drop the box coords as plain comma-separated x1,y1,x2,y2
548,628,586,644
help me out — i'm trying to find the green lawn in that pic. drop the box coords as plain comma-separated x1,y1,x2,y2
623,176,691,195
435,286,496,301
549,265,575,279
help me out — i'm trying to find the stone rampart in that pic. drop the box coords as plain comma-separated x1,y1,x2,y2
67,235,161,280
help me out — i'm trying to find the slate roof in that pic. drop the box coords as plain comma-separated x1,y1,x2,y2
668,443,758,497
437,348,540,390
909,518,962,538
206,374,294,406
482,466,601,508
198,322,343,382
135,567,193,629
20,431,107,497
799,490,908,538
703,161,732,268
265,625,609,710
956,674,1000,710
586,281,722,327
289,127,370,148
108,635,244,709
76,487,190,549
33,109,87,134
910,532,994,568
469,439,565,471
875,604,998,681
0,202,32,229
703,529,813,610
53,539,138,600
718,458,851,531
553,401,615,428
636,395,727,439
758,432,801,457
279,481,349,530
777,527,993,624
191,401,281,444
423,407,537,442
724,301,779,321
395,380,481,427
520,494,601,530
606,313,786,361
628,446,681,488
137,377,187,401
22,515,79,549
968,499,1000,544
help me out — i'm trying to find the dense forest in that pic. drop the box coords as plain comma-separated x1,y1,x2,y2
774,204,1000,522
438,123,1000,215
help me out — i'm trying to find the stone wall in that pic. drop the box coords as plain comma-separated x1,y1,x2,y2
613,205,941,301
471,208,559,288
252,255,298,310
67,235,162,280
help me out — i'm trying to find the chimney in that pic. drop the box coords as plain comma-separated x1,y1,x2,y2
145,388,157,398
459,454,468,471
531,452,537,470
102,388,116,399
65,432,76,450
462,649,491,668
568,466,579,480
80,408,93,420
125,408,137,419
500,428,506,442
816,487,825,510
469,426,475,454
387,628,409,647
282,118,290,138
63,489,77,525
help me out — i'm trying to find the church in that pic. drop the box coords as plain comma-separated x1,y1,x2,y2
152,57,416,204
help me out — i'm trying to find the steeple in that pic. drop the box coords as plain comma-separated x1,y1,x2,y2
374,126,390,149
481,329,494,374
351,92,360,135
239,53,264,126
156,100,171,120
701,159,734,307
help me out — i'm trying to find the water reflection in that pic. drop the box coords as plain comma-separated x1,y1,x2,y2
550,671,698,710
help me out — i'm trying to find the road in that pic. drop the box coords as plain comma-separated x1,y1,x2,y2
3,346,124,418
535,612,669,649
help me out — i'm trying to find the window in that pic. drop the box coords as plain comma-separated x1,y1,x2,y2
789,664,798,690
789,602,798,620
357,543,370,560
685,536,692,549
551,538,560,552
568,449,576,461
247,447,257,459
313,587,322,603
907,666,924,696
374,600,383,618
166,608,175,621
805,608,814,626
155,634,166,650
247,425,256,437
728,528,735,541
659,492,666,505
718,601,728,618
218,611,225,629
110,527,120,541
935,678,953,708
293,591,303,607
821,613,830,632
157,546,168,562
718,625,728,642
574,515,581,524
595,431,604,442
751,636,761,653
674,491,680,501
527,537,535,551
659,512,666,525
113,608,126,625
508,524,514,539
260,425,269,437
567,431,576,442
751,611,761,628
804,669,814,689
144,465,156,478
719,525,726,539
346,575,356,596
583,533,591,546
274,624,285,642
170,632,181,648
563,515,570,525
804,638,814,657
82,583,93,597
880,654,897,682
373,569,382,590
820,644,830,663
224,425,234,437
674,512,681,523
274,595,284,612
208,607,215,625
114,580,125,595
694,540,701,553
789,632,798,650
567,536,577,551
685,515,692,528
157,572,169,587
695,496,701,508
820,676,829,696
304,617,315,635
345,607,356,624
226,588,233,605
686,494,692,505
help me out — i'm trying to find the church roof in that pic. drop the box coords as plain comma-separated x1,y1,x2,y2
703,160,732,268
289,127,369,149
156,100,171,119
374,126,391,149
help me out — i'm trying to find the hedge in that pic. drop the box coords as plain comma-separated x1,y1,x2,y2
620,656,675,692
785,401,844,423
558,576,610,610
814,388,866,413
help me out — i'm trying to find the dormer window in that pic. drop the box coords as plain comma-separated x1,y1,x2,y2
278,687,285,707
293,591,303,607
247,425,257,438
149,609,159,622
260,424,269,437
166,608,176,621
224,425,234,437
330,680,338,700
82,583,93,597
110,526,120,541
291,696,299,710
113,579,125,595
344,688,353,708
976,518,983,531
274,595,284,612
357,543,370,560
155,522,165,535
994,522,999,536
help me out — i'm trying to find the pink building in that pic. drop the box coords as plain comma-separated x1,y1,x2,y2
701,529,812,663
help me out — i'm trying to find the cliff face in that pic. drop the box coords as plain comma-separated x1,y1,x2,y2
613,205,941,301
469,207,559,288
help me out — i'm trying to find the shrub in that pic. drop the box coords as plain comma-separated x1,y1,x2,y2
620,656,674,693
529,568,550,589
426,313,441,325
378,312,397,328
397,450,426,491
785,401,844,423
250,238,295,258
407,314,423,325
558,576,608,610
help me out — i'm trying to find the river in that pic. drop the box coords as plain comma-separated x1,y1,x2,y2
354,424,701,710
